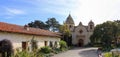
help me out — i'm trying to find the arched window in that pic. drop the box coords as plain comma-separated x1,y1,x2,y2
90,25,92,29
69,25,72,28
79,30,83,34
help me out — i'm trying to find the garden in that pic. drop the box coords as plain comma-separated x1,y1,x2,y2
0,39,68,57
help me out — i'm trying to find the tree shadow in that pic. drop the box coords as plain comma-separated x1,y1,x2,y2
78,48,98,57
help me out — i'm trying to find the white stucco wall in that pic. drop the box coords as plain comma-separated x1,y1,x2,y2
0,32,60,50
74,25,88,45
72,25,93,46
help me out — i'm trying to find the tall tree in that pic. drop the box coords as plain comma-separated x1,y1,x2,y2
28,20,48,30
59,23,72,46
59,23,71,36
90,21,120,50
46,18,60,32
114,20,120,46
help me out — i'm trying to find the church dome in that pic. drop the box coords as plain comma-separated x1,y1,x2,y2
65,14,74,24
89,20,94,25
79,22,83,25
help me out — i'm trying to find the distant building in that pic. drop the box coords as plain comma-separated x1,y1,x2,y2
65,14,94,46
0,22,61,51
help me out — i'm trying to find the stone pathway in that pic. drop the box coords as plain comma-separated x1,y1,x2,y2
52,47,98,57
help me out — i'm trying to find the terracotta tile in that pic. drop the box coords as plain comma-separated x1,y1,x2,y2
0,22,61,37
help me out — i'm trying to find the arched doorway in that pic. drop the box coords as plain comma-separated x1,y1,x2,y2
78,39,84,47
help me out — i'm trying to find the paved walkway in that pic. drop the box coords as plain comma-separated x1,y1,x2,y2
52,47,98,57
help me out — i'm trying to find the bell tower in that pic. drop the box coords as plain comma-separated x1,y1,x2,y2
65,14,75,31
88,20,94,32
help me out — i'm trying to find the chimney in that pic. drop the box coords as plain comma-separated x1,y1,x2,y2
24,25,29,31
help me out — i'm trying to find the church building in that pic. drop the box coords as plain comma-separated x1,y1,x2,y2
65,14,94,46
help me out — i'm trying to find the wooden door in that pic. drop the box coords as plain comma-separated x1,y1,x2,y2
78,39,84,47
22,42,28,50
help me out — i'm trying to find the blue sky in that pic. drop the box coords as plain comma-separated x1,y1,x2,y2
0,0,120,26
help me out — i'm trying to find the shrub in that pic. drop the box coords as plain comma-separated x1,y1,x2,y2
104,52,120,57
59,40,68,51
39,46,52,54
102,46,113,52
52,48,61,54
84,43,93,47
14,51,31,57
104,52,112,57
0,39,13,57
12,50,43,57
31,38,38,51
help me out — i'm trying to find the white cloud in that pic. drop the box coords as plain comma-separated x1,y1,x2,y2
5,8,25,15
10,0,120,25
41,0,120,25
2,7,26,19
55,0,120,25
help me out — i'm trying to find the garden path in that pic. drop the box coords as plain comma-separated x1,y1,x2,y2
52,47,98,57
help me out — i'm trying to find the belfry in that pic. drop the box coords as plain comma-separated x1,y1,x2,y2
65,14,94,46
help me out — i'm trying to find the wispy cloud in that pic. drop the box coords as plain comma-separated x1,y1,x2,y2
38,0,79,15
1,7,26,19
39,0,120,25
1,0,120,25
5,7,25,15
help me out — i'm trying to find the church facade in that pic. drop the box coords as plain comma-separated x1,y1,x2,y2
65,14,94,46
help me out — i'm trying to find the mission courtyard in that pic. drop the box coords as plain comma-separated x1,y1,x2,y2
0,14,120,57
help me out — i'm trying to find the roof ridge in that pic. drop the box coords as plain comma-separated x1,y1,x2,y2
0,22,61,37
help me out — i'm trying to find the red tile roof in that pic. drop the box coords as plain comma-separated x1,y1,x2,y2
0,22,61,38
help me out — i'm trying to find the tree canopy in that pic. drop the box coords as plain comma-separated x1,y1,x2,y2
27,18,60,32
59,23,71,37
28,20,48,30
46,18,60,32
59,23,72,46
90,21,120,50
